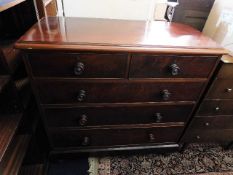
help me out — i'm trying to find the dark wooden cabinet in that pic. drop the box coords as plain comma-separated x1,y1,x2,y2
16,17,226,154
172,0,215,31
182,55,233,145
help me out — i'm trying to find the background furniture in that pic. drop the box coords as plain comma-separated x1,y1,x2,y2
0,35,47,175
36,0,58,18
181,55,233,147
16,17,226,155
0,1,48,174
0,0,36,39
172,0,215,31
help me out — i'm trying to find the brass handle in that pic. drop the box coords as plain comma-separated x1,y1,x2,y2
149,133,155,142
81,136,90,146
77,90,86,102
79,114,88,126
226,88,232,93
162,89,171,101
155,113,163,123
74,62,85,75
170,63,180,76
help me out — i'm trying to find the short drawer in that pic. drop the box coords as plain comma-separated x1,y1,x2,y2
217,63,233,79
207,79,233,99
44,104,194,127
181,129,233,143
197,100,233,116
27,53,128,78
36,80,204,104
50,126,184,148
188,116,233,130
130,55,218,78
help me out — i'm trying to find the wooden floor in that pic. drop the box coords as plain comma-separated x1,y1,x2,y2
0,135,30,175
0,113,23,162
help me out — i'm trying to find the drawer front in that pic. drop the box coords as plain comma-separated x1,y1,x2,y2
130,55,218,78
28,53,128,78
188,116,233,130
50,126,184,148
36,80,204,104
44,104,193,127
197,100,233,116
207,79,233,99
181,129,233,143
217,64,233,78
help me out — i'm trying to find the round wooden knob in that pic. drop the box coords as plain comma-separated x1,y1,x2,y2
155,113,163,122
81,136,90,146
170,63,180,76
74,62,85,75
77,90,86,102
149,133,155,142
79,114,88,126
162,89,171,101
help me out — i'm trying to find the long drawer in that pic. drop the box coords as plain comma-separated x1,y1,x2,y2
36,80,204,104
217,64,233,78
50,126,184,148
188,116,233,129
197,100,233,116
27,53,128,78
207,79,233,99
130,55,218,78
181,129,233,143
43,104,193,127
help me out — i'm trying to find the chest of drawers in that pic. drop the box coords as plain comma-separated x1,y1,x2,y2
181,55,233,145
16,17,226,154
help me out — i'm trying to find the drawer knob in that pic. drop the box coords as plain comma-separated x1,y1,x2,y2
149,133,155,142
81,136,90,146
196,135,201,140
205,122,210,126
162,89,171,101
79,114,88,126
226,88,232,93
155,113,163,122
74,62,85,75
215,106,220,111
77,90,86,102
170,63,180,76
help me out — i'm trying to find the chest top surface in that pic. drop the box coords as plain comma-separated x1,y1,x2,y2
16,17,226,54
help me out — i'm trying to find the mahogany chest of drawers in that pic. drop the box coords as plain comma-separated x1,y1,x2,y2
182,55,233,145
16,17,226,153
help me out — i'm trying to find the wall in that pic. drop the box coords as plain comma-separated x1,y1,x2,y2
57,0,167,20
203,0,233,54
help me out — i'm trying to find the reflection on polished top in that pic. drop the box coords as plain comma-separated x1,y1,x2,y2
16,17,226,54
